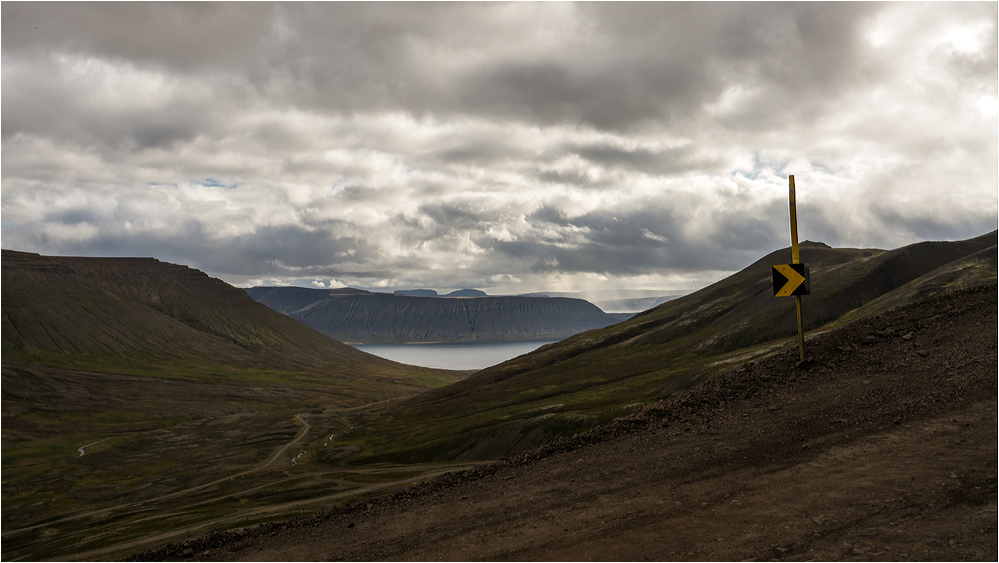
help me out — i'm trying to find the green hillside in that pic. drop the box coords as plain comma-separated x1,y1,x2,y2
1,250,461,391
326,232,997,464
3,234,995,560
1,251,468,560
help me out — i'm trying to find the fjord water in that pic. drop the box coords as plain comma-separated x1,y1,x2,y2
353,340,558,370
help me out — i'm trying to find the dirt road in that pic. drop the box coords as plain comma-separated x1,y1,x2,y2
130,286,997,561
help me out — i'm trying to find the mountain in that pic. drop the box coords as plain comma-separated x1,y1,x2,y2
6,234,995,561
129,282,998,561
394,289,439,297
1,251,456,386
521,289,690,313
243,286,369,317
444,289,487,297
328,231,997,464
244,287,619,344
2,250,469,561
395,288,486,297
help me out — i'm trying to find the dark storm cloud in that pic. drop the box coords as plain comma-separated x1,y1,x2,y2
4,2,878,132
445,2,879,131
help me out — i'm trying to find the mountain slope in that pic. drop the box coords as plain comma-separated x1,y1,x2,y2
245,287,619,344
1,251,469,561
240,286,370,317
327,231,997,463
3,252,391,376
131,282,997,563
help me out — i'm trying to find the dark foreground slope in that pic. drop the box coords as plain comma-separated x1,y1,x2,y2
245,286,619,343
133,284,997,562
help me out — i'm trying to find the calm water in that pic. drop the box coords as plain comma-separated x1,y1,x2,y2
352,340,558,371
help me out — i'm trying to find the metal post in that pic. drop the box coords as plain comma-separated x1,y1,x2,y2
789,175,805,361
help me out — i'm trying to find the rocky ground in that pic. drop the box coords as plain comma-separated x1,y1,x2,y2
129,285,997,561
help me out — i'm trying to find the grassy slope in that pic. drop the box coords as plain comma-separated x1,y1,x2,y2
1,251,467,556
1,250,461,396
329,232,997,464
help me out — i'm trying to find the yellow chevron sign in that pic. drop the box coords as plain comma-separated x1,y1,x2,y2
772,263,810,297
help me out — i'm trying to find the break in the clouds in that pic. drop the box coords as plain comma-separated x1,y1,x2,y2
2,2,996,294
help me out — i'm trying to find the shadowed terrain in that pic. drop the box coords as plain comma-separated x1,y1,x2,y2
322,232,996,464
134,278,998,562
2,232,995,560
1,251,468,561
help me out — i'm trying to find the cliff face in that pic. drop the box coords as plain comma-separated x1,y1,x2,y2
245,288,619,344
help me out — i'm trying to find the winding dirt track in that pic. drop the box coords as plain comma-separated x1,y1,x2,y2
50,408,484,562
130,286,997,562
3,414,314,540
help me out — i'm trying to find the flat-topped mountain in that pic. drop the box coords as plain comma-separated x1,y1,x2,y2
244,287,619,344
1,250,459,389
392,289,486,297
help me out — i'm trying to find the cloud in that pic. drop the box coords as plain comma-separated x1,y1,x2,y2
1,2,995,295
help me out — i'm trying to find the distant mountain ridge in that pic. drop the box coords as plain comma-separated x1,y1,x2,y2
392,288,487,297
244,286,618,344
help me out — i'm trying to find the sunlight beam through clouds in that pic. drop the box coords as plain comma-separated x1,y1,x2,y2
2,2,995,295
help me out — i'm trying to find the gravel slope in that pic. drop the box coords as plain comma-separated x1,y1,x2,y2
129,285,997,562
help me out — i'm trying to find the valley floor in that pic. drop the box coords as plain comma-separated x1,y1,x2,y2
133,286,997,561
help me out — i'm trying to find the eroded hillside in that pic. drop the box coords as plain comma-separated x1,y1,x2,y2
131,284,997,562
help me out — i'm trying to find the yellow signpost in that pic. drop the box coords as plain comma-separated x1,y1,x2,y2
772,175,808,361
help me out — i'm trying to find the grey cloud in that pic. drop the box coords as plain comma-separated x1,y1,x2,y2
490,201,783,276
1,2,274,71
569,142,720,176
708,201,788,252
536,169,591,187
1,3,994,294
10,219,376,279
1,56,218,152
417,202,489,231
527,205,568,225
44,207,105,226
0,2,889,138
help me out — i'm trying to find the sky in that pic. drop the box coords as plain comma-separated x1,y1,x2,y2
2,2,996,295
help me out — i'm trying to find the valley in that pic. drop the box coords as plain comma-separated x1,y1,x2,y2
2,232,996,560
0,251,470,561
133,284,998,561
